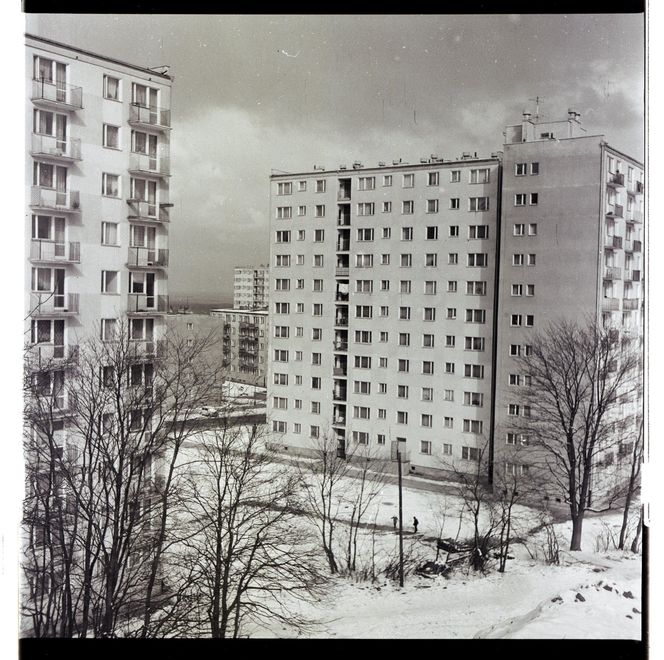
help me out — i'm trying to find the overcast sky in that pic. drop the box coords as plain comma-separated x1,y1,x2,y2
25,13,645,301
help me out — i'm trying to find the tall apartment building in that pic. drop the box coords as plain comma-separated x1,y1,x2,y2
233,265,269,310
267,111,644,481
26,33,172,374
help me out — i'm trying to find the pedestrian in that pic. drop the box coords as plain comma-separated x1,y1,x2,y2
392,515,398,529
413,516,419,533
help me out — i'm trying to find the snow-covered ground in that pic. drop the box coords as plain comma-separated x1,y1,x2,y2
171,432,643,639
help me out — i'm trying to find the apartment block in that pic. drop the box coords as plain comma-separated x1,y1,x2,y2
267,111,644,481
268,156,501,472
25,33,172,438
233,265,269,310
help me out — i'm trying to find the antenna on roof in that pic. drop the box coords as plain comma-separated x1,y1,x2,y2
529,95,545,120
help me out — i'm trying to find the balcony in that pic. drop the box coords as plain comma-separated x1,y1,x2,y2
601,298,620,311
613,204,624,218
337,212,351,227
603,266,622,280
335,267,349,277
632,240,642,253
128,153,171,178
30,292,79,316
334,316,349,327
31,79,83,110
336,241,350,252
31,187,81,214
604,235,622,250
608,172,625,188
127,294,169,315
333,341,348,352
127,247,169,269
332,416,346,427
335,291,349,302
30,135,82,162
127,199,171,223
128,339,165,359
333,366,348,377
333,390,347,402
631,270,642,282
128,104,171,131
27,343,79,366
30,240,80,264
623,298,639,311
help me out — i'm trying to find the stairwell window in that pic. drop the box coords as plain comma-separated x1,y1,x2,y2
102,173,120,198
529,193,539,205
101,270,119,294
103,124,120,149
103,75,120,101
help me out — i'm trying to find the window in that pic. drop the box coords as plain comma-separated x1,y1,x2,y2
425,281,437,295
467,253,487,267
276,206,292,219
422,387,434,402
428,171,439,186
274,349,289,362
530,162,539,175
273,397,288,410
425,226,439,240
398,359,409,373
509,344,521,356
312,328,322,340
513,223,525,237
379,331,388,342
397,280,410,295
102,173,120,197
402,173,415,188
514,194,526,206
464,337,485,351
296,326,303,337
463,420,483,435
382,227,391,239
101,221,118,246
295,375,302,385
313,254,324,267
273,373,288,385
379,357,388,368
469,225,489,239
356,279,373,293
443,443,453,456
420,441,432,455
353,406,370,420
422,361,434,375
444,417,453,428
447,280,458,293
462,446,480,461
445,362,455,374
400,254,412,267
298,206,306,217
277,182,292,195
296,303,304,313
450,198,460,210
508,404,520,416
358,176,375,191
423,334,435,348
101,270,119,294
527,254,536,266
444,389,454,402
425,253,438,267
383,175,392,187
355,305,372,319
275,230,291,243
515,163,527,176
445,335,455,348
529,223,538,235
378,434,386,445
469,197,489,212
313,279,324,292
355,330,372,343
382,201,392,213
401,227,413,241
297,230,305,241
526,284,535,296
465,309,486,324
272,420,287,433
357,203,375,216
353,431,369,445
298,180,307,192
448,253,458,265
312,303,323,316
274,325,290,338
100,318,117,341
399,306,411,320
309,400,321,413
464,392,484,407
529,193,539,205
381,280,390,291
103,75,120,100
274,302,290,314
399,332,410,347
314,229,324,242
450,170,461,183
512,254,525,266
310,425,320,439
311,377,321,389
275,278,290,291
470,168,490,184
103,124,120,149
315,205,325,218
315,179,326,193
355,355,372,369
293,255,302,265
381,254,390,265
511,314,523,327
402,200,414,214
425,307,437,320
397,411,409,425
466,281,486,296
354,380,371,395
464,364,484,379
427,199,439,214
356,254,373,268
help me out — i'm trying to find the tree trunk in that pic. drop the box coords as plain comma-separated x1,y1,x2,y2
570,514,584,551
630,508,643,554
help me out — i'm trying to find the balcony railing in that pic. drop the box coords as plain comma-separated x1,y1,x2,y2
30,240,80,263
27,343,79,366
608,172,625,187
128,104,171,130
605,235,622,249
334,317,349,327
335,292,349,302
31,187,81,213
128,153,171,177
337,215,351,227
601,298,620,311
333,391,347,402
30,292,79,316
336,241,350,252
31,134,82,161
127,247,169,268
128,339,166,359
332,416,346,426
127,294,169,314
31,79,83,109
332,367,347,376
127,199,171,222
603,266,622,280
333,341,348,352
623,298,639,311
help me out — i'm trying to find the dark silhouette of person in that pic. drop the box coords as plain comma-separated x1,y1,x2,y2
413,516,419,533
392,515,398,529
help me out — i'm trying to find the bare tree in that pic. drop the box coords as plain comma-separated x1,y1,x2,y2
175,424,326,638
22,320,223,637
515,319,641,551
617,418,644,550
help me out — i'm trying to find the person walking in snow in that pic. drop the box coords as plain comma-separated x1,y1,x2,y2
413,516,419,533
392,515,398,529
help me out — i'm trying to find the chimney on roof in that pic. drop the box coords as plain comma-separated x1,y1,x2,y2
522,110,532,121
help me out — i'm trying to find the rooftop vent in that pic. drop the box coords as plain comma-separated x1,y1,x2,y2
339,165,347,170
313,165,325,171
392,159,402,166
420,158,428,164
461,152,472,159
378,161,386,167
352,161,364,169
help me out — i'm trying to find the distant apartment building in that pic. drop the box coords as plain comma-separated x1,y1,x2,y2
233,265,269,310
267,110,644,482
210,308,268,387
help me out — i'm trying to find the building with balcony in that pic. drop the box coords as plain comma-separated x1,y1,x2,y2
267,110,644,482
233,265,269,310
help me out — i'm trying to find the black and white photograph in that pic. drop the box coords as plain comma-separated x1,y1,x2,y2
4,3,654,651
